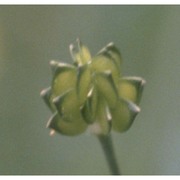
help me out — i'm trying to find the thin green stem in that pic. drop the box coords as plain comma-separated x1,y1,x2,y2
98,134,121,175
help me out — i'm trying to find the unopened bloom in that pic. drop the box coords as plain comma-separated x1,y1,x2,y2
40,39,145,136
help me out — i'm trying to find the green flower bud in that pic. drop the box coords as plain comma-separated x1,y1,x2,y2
41,39,145,136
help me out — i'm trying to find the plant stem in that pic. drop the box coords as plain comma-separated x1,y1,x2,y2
98,134,121,175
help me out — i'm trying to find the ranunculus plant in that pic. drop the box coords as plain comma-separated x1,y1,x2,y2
41,39,145,175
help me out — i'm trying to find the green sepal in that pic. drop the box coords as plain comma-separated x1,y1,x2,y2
80,87,98,124
53,89,81,122
47,112,87,136
118,76,146,104
91,51,120,85
40,87,56,112
69,39,91,66
76,64,92,105
111,98,140,132
97,42,122,71
51,63,77,97
95,71,118,108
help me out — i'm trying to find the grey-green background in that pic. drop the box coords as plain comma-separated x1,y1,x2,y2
0,5,180,175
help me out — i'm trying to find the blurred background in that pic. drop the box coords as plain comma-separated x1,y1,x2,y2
0,5,180,175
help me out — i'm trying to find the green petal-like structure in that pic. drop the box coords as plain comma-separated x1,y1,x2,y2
41,39,145,136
